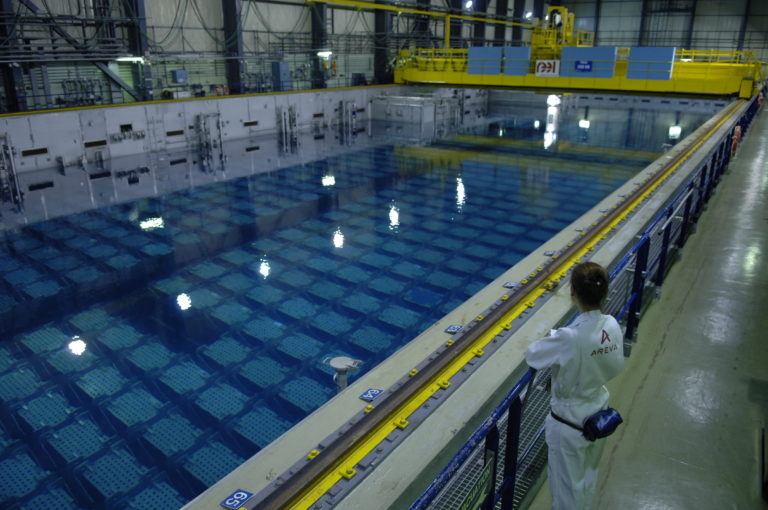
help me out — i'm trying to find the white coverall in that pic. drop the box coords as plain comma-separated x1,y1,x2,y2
525,310,624,510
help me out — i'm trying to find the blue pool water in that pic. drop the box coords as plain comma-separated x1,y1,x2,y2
0,102,711,508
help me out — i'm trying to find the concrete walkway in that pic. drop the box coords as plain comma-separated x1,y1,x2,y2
529,106,768,510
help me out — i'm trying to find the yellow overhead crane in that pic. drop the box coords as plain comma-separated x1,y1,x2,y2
310,1,764,98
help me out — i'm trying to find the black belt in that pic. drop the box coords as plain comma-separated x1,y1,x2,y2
550,411,584,433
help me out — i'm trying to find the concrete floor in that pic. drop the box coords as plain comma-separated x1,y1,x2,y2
529,107,768,510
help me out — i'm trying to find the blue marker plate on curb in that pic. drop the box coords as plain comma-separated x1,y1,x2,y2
359,388,384,402
220,489,254,509
444,325,463,334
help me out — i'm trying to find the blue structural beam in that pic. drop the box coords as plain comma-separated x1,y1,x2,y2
627,47,676,80
503,47,531,76
559,46,617,79
223,0,245,94
0,0,28,111
468,47,503,75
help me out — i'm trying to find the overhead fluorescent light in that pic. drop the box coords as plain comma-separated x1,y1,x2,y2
317,50,333,59
116,56,145,64
464,0,473,8
525,11,533,19
668,125,682,139
579,119,590,129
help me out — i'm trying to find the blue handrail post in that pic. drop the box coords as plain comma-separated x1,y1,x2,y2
625,236,649,340
481,425,500,510
654,208,673,287
500,395,524,510
676,192,694,249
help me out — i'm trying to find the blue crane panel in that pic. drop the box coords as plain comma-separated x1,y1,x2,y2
627,47,676,80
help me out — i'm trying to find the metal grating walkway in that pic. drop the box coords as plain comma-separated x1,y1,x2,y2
427,369,553,510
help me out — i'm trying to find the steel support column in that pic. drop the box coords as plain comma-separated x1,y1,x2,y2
737,0,752,50
511,0,525,45
593,0,601,45
448,0,462,48
493,0,509,46
122,0,153,100
310,2,328,88
685,0,698,49
638,0,648,46
472,0,488,46
532,0,544,20
0,0,27,112
222,0,245,94
414,0,431,45
374,2,391,84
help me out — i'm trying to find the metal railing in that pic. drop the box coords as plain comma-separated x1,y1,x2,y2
410,90,763,510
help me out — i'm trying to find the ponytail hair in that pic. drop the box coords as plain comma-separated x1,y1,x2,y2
571,261,609,309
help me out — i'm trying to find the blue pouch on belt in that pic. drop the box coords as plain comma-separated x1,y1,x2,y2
551,408,623,442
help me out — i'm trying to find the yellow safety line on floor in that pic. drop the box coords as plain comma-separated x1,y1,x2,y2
279,99,743,510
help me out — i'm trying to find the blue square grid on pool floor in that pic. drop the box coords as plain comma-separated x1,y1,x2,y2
0,451,50,499
276,334,322,361
241,317,287,344
180,441,244,489
158,361,210,397
200,336,249,367
69,308,113,332
19,325,68,354
43,418,107,465
16,391,74,431
211,302,253,326
310,311,354,337
126,342,174,372
20,485,79,509
106,387,165,429
0,367,44,402
348,326,391,354
339,292,381,316
278,297,317,321
278,376,333,413
194,383,249,421
123,480,187,509
232,407,292,449
44,346,99,375
142,413,202,459
75,366,128,400
238,357,288,389
80,448,147,501
96,324,143,351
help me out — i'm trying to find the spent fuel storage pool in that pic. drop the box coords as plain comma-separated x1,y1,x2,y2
0,91,721,509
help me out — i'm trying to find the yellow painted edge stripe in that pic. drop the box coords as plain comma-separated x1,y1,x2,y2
286,99,742,510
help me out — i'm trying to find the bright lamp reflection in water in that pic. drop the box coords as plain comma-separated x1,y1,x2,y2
259,258,271,278
333,228,345,248
456,178,466,212
68,336,86,356
177,293,192,310
389,204,400,229
322,174,335,187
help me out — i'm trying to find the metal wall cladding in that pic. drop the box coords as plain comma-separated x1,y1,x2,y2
1,86,401,174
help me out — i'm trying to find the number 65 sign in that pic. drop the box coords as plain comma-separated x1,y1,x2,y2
220,489,254,509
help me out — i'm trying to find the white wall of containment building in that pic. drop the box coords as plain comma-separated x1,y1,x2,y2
563,0,768,61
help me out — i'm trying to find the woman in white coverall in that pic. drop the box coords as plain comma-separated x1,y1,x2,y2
525,262,624,510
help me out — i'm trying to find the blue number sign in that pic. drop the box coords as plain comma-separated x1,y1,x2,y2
575,60,593,72
359,388,384,402
220,489,254,509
